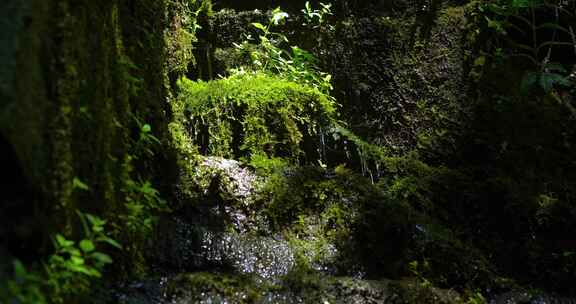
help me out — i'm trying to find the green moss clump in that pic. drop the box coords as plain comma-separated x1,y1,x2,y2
165,272,262,303
177,72,337,161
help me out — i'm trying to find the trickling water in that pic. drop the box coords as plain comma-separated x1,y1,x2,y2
319,127,327,165
358,147,366,177
158,217,295,282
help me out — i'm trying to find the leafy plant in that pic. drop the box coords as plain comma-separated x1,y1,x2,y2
465,290,487,304
408,260,432,288
479,0,576,93
232,6,335,96
248,152,289,175
122,178,169,235
301,1,333,28
132,118,162,159
0,212,120,304
1,261,48,304
118,55,143,97
44,212,120,303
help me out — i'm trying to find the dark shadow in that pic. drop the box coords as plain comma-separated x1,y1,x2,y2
0,133,42,263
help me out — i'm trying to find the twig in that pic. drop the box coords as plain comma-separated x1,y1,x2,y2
570,26,576,55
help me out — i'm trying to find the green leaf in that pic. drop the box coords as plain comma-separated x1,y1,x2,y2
79,240,95,253
69,264,100,277
473,56,486,67
70,256,85,266
85,213,106,227
85,268,102,278
540,72,570,92
69,248,82,257
55,234,74,248
72,177,90,191
141,124,152,133
101,237,122,249
485,17,505,33
272,10,289,25
13,260,26,279
251,22,267,32
320,2,332,11
305,1,311,12
91,252,113,264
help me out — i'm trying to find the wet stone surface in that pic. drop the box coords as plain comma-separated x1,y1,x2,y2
489,291,576,304
197,156,261,205
186,156,266,233
155,217,294,281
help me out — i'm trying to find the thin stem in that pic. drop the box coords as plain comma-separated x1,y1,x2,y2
531,7,539,63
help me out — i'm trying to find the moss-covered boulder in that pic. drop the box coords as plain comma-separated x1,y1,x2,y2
176,72,336,161
140,272,465,304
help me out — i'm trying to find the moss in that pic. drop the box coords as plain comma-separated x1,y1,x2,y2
177,72,336,160
0,0,205,288
280,262,330,302
166,27,196,74
387,279,463,304
166,272,263,303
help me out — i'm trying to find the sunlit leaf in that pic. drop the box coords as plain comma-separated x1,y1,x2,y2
272,10,289,25
72,177,90,191
141,124,152,133
79,240,95,253
251,22,267,32
55,234,74,248
71,256,85,266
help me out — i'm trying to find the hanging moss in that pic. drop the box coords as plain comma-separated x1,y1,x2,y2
177,72,337,161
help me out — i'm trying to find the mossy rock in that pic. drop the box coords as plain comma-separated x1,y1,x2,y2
258,164,420,278
177,72,336,161
165,272,264,303
164,272,464,304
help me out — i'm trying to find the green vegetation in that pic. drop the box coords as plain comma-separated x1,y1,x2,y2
2,0,576,302
177,72,336,160
1,213,120,304
165,272,263,303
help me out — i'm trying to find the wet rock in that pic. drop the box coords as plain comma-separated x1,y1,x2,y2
106,276,172,304
161,273,463,304
175,156,265,233
155,217,294,281
489,291,576,304
197,156,261,206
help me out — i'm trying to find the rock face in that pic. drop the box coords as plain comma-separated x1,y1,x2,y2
200,4,469,154
198,156,261,206
173,156,265,232
156,156,295,280
0,0,195,270
144,155,467,304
